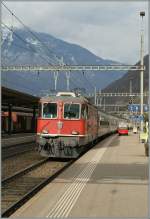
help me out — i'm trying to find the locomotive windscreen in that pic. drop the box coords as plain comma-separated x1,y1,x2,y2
43,103,57,118
64,103,80,119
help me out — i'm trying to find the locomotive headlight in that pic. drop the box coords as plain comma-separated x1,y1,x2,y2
72,130,79,135
42,129,48,134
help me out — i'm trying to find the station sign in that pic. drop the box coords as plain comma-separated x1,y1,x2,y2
143,105,149,112
129,115,144,121
128,104,149,112
128,104,140,112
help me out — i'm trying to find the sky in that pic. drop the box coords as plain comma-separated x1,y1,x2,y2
2,1,149,64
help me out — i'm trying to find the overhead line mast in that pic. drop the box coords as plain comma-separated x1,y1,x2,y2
140,11,145,132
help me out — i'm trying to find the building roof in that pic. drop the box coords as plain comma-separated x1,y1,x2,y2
2,86,39,108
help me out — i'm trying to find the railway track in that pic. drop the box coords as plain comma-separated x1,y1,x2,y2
1,132,115,217
1,158,74,217
2,149,44,180
2,142,35,160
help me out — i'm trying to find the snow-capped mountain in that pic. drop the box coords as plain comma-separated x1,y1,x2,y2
2,27,126,96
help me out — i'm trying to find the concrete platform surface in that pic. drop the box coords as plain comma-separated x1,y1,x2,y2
2,133,35,139
2,133,36,147
11,132,148,218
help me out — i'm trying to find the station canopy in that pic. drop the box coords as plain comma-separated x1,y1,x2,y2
2,86,39,108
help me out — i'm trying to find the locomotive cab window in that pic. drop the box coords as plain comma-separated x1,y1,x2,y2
43,103,57,118
64,103,80,119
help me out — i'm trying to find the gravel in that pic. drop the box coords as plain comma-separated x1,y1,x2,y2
2,150,44,180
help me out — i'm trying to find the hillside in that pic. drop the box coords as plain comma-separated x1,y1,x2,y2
102,54,149,106
2,27,125,96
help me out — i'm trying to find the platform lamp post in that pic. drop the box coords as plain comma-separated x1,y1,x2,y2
129,78,133,126
140,11,145,132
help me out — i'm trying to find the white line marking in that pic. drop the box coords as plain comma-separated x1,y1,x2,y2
46,141,111,218
53,165,95,218
47,164,94,217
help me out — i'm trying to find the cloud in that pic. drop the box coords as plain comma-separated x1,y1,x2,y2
2,1,148,64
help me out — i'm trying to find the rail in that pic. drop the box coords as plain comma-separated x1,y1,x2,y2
2,158,74,217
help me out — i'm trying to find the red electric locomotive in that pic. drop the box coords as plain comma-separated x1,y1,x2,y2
36,92,99,158
36,92,120,158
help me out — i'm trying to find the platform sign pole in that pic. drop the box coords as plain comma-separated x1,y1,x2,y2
140,11,145,132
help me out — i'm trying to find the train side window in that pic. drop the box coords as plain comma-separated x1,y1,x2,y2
43,103,57,118
100,120,109,126
81,104,88,119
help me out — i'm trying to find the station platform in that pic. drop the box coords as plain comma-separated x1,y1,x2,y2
2,86,38,136
2,133,36,147
11,132,148,218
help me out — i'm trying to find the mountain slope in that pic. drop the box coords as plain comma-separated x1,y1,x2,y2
2,27,125,96
102,54,149,105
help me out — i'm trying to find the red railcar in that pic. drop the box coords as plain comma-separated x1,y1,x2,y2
36,92,119,158
118,122,128,135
